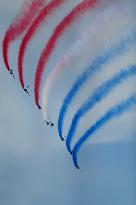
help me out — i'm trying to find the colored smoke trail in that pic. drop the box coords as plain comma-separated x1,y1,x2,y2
42,59,66,121
42,26,93,121
58,30,136,141
66,64,136,153
18,0,65,89
2,0,45,71
34,0,98,108
72,92,136,168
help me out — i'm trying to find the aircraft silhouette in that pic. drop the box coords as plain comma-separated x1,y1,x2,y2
76,165,80,170
45,120,50,125
9,69,13,75
61,137,65,141
70,150,73,155
24,85,30,95
50,122,54,127
44,119,55,127
9,69,15,79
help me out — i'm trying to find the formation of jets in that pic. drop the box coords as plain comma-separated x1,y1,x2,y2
9,70,31,96
24,85,30,96
9,69,15,79
9,69,81,170
9,70,81,170
45,120,54,127
9,70,81,169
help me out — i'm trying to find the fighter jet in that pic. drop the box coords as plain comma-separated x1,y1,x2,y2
61,137,65,141
9,69,15,79
24,85,30,95
9,69,13,75
38,105,41,109
70,150,73,155
24,88,30,95
45,120,50,125
50,122,54,127
76,165,80,170
61,135,66,141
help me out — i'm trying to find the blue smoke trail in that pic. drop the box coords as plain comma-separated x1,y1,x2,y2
66,64,136,153
72,93,136,168
58,29,136,140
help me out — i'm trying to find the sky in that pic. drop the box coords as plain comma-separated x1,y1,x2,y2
0,0,136,205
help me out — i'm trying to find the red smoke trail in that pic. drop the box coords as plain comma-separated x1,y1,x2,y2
18,0,65,89
34,0,97,108
2,0,45,71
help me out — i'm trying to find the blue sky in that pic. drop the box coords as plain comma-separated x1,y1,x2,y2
0,0,136,205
